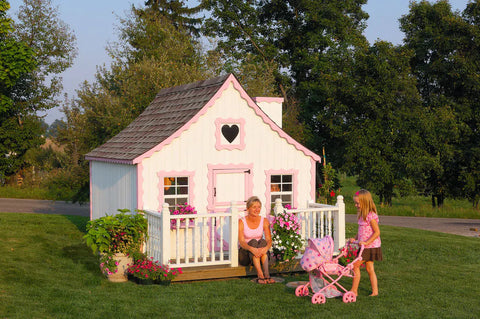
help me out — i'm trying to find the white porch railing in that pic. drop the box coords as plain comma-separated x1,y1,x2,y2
144,196,345,269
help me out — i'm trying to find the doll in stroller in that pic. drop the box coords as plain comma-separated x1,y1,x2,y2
296,235,364,304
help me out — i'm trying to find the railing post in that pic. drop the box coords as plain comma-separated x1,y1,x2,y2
230,201,239,267
274,198,283,215
161,203,171,265
307,199,314,208
334,195,345,251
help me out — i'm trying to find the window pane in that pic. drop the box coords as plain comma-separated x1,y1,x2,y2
271,184,280,192
283,183,292,192
178,197,188,205
282,175,292,183
271,175,281,183
178,186,188,195
165,198,176,207
177,177,188,185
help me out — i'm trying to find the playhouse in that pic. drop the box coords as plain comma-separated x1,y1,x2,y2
85,73,321,220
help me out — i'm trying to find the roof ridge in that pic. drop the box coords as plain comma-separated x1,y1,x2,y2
155,73,231,97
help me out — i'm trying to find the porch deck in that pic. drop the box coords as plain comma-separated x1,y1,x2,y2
172,259,304,282
145,197,346,281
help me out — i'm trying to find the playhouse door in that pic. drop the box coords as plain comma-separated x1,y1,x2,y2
211,167,252,213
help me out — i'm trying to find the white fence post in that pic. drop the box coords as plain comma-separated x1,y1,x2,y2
274,198,283,215
230,201,239,267
334,195,345,251
161,203,170,265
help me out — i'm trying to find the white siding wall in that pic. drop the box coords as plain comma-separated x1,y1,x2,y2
141,83,314,216
91,161,137,219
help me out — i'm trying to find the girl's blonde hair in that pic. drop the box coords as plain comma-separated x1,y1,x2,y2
354,189,377,221
246,196,261,209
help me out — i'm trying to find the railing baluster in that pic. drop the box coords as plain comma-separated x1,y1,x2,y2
144,195,345,268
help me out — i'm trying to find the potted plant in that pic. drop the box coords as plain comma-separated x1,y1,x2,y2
270,205,304,264
170,203,197,229
84,209,148,282
127,253,182,285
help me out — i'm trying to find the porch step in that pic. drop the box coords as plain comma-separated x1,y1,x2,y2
173,259,304,282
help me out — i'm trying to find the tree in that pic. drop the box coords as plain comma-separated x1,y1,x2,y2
343,41,430,206
400,0,480,207
13,0,77,112
202,0,369,158
0,0,38,179
59,4,210,202
0,0,36,113
144,0,204,36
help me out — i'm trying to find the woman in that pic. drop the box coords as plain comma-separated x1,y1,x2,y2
238,196,274,284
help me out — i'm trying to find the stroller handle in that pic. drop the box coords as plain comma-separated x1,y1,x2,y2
350,240,365,256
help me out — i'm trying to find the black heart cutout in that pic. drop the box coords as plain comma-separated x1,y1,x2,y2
221,124,239,143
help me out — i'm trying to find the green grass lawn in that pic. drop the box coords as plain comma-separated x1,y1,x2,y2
0,213,479,318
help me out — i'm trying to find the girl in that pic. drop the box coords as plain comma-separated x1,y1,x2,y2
349,189,382,296
238,196,274,284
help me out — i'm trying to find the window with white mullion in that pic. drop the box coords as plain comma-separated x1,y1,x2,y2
163,176,189,212
270,174,293,209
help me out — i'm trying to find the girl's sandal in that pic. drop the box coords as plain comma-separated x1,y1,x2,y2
265,277,275,284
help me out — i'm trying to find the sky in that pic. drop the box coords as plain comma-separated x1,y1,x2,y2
9,0,472,124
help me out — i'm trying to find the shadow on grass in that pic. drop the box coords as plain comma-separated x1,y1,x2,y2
62,214,101,276
62,242,101,275
64,214,89,233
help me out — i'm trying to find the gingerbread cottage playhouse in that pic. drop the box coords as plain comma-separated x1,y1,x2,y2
86,73,321,219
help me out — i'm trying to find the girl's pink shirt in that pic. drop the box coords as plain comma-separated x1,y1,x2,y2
241,216,264,242
357,212,381,248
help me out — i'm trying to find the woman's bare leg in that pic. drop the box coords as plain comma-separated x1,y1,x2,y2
260,254,274,283
252,256,266,282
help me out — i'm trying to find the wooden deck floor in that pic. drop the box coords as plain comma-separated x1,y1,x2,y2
173,259,304,282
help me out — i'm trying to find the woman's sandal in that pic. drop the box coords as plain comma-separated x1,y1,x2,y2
255,278,268,284
264,277,275,284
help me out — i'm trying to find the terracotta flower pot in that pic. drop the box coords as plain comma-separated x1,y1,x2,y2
106,253,132,283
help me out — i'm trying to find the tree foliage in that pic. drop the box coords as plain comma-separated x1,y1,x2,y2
13,0,77,112
59,4,210,202
400,0,480,207
0,0,36,113
0,0,39,179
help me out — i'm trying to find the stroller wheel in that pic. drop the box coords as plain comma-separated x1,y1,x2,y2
295,285,309,297
312,292,326,304
343,291,356,303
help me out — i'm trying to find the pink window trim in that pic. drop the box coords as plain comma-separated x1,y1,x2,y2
214,118,246,150
264,169,299,214
207,163,254,212
157,170,196,212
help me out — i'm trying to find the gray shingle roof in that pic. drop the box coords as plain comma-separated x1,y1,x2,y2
85,73,231,163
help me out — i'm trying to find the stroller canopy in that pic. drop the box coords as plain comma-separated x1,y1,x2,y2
300,235,334,272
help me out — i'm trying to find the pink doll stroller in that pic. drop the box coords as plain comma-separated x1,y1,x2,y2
296,235,364,304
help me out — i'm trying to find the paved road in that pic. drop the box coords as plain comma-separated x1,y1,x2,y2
346,214,480,238
1,198,479,237
0,198,89,217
